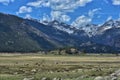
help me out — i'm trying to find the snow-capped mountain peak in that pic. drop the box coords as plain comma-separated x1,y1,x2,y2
97,19,120,34
78,24,99,37
40,19,120,37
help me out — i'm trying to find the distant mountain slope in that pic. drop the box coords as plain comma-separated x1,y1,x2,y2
0,13,58,52
92,27,120,50
0,13,120,53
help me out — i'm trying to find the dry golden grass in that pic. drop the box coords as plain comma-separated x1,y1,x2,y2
0,53,120,80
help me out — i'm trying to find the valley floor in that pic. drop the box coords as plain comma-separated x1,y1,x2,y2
0,53,120,80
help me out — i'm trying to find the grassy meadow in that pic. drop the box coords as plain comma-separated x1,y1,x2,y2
0,53,120,80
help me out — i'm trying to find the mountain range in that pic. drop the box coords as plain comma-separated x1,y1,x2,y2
0,13,120,53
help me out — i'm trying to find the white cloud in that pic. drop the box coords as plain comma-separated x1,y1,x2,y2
50,11,70,22
106,16,112,21
71,15,92,28
51,11,63,21
88,8,101,17
17,6,32,14
72,8,101,28
27,1,43,8
61,15,71,22
0,0,14,5
27,0,93,22
112,0,120,5
78,0,92,6
25,14,31,19
42,14,51,21
27,0,92,11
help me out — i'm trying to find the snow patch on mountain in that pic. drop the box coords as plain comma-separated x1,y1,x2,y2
42,20,74,34
53,25,74,34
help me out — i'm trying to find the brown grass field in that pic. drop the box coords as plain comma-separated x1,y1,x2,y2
0,53,120,80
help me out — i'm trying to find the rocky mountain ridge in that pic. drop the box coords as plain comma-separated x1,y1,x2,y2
0,12,120,53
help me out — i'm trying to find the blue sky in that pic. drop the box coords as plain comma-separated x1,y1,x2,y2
0,0,120,26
